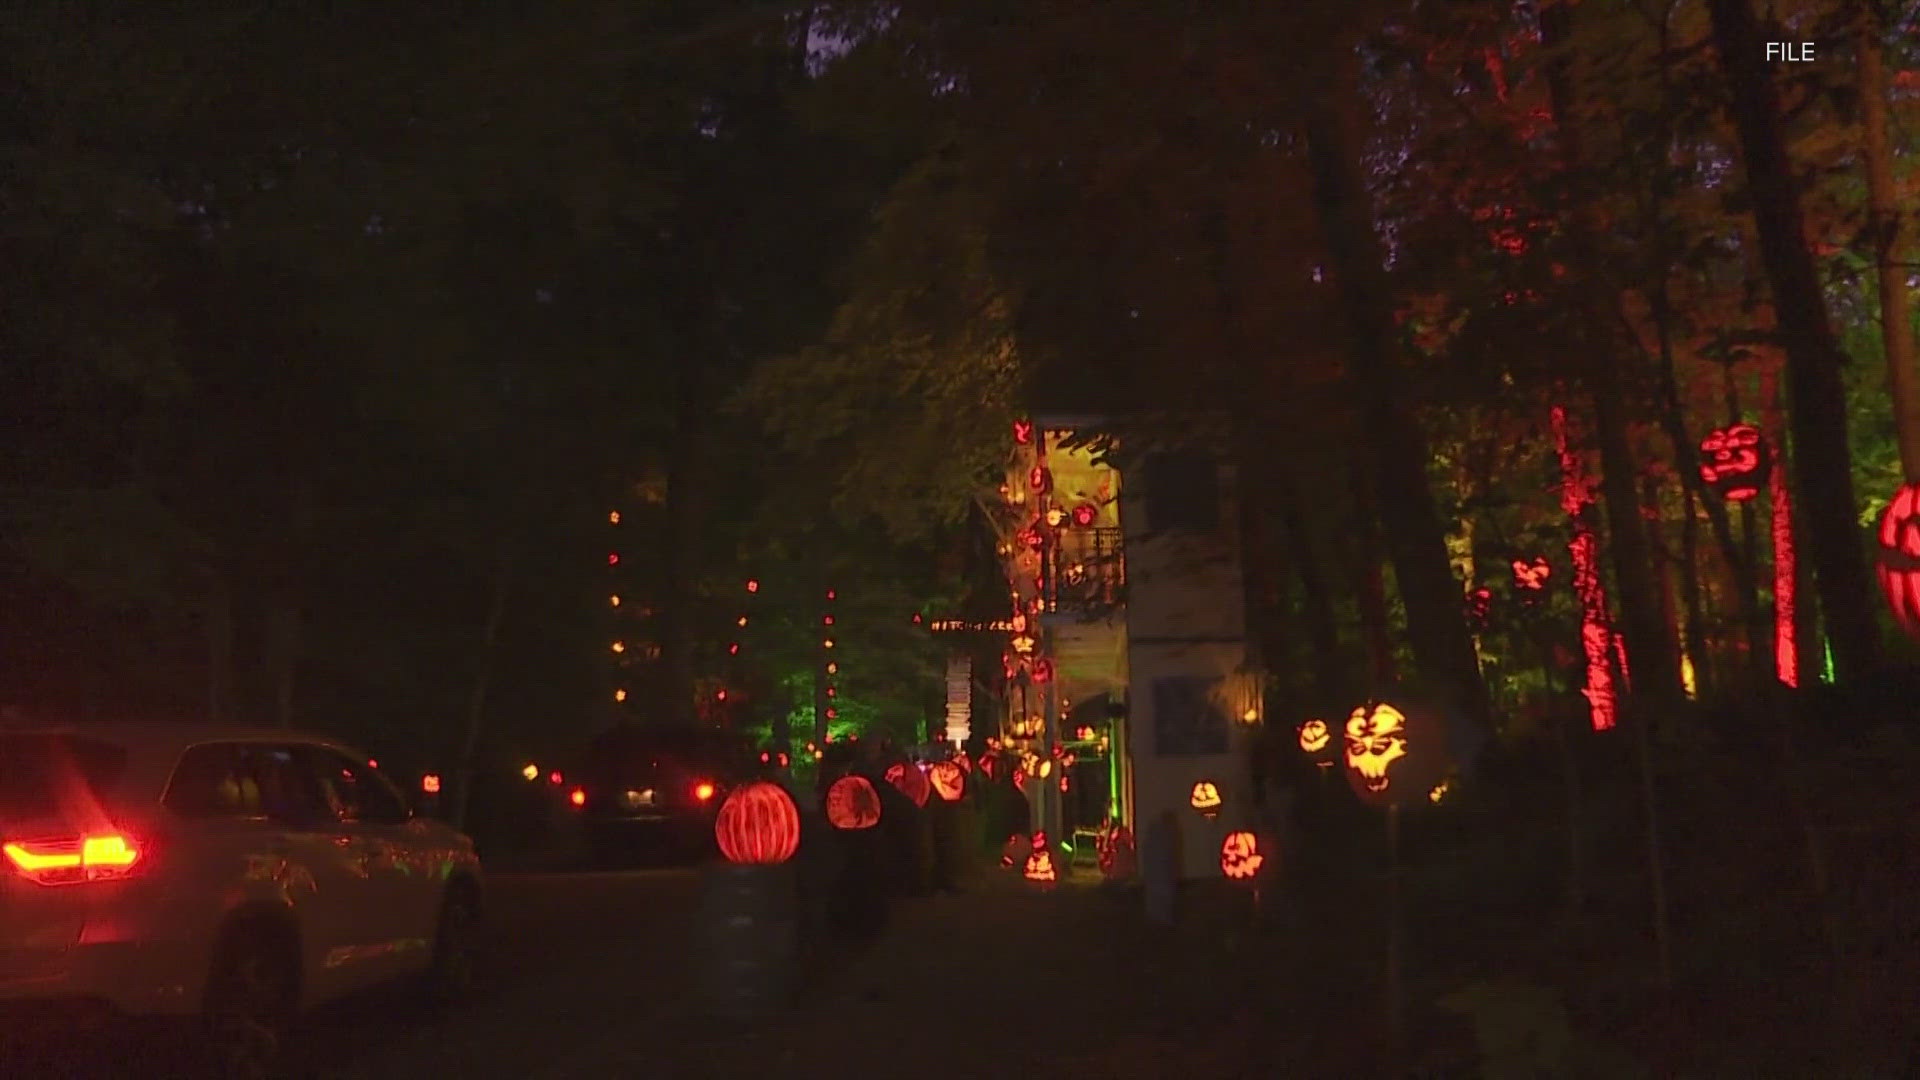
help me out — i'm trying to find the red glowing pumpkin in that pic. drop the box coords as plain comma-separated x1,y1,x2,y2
1877,483,1920,638
928,760,966,802
1511,557,1551,602
1699,423,1772,502
825,774,882,830
713,781,799,865
884,761,931,808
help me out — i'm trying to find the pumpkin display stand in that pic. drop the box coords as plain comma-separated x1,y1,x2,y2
696,861,799,1021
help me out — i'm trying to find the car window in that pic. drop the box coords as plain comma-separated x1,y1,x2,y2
0,734,128,820
300,747,410,825
164,742,328,823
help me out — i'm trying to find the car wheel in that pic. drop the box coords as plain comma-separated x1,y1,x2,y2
425,887,482,1005
201,922,298,1080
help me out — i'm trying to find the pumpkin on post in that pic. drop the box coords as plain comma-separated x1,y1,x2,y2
1875,482,1920,639
699,781,801,1019
1188,780,1223,819
884,761,931,808
928,760,966,802
1698,423,1772,501
825,775,881,830
1342,699,1451,809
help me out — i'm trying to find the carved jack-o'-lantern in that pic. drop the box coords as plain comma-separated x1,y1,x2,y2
1189,780,1223,819
713,781,800,865
1298,719,1331,755
884,761,931,808
1344,702,1408,798
1511,557,1551,603
1219,830,1267,881
1698,423,1772,501
1343,699,1452,808
1023,831,1058,887
1012,767,1028,794
1464,587,1493,630
928,760,966,802
1875,483,1920,639
979,750,999,780
825,774,881,830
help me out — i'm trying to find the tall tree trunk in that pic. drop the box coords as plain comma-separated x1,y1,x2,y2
1709,0,1881,681
1859,5,1920,480
1541,0,1682,709
1351,457,1397,686
1591,371,1683,707
1302,58,1489,727
1277,471,1344,706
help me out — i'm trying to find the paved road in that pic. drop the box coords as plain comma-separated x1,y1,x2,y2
9,865,711,1080
289,866,709,1079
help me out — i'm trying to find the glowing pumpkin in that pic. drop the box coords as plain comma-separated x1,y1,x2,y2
884,761,930,808
1875,483,1920,639
1464,586,1493,630
1342,699,1450,808
979,750,999,780
825,774,881,830
1189,780,1223,819
1298,719,1331,756
1698,423,1772,502
1511,557,1551,603
1023,832,1058,887
1219,830,1267,881
928,760,966,802
713,781,799,865
1012,767,1027,794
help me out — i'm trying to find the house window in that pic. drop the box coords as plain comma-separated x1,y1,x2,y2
1151,676,1228,756
1142,450,1218,534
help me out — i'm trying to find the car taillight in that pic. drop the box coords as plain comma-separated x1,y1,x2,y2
692,781,715,802
2,833,143,886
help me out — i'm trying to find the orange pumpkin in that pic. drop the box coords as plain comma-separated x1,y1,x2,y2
1298,719,1331,755
825,774,881,830
1189,780,1222,819
928,760,966,802
713,781,799,864
884,761,931,807
1219,830,1267,881
1023,831,1057,887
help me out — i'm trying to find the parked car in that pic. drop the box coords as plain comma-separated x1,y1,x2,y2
573,724,757,863
0,721,483,1076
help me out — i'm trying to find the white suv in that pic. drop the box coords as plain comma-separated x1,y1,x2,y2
0,722,483,1074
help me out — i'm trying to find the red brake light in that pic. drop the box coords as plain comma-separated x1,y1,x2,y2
3,833,142,886
693,782,715,802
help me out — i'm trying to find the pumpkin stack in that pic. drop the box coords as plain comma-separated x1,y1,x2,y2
699,780,802,1020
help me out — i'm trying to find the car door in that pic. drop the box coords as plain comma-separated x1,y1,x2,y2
160,741,376,1005
297,746,435,979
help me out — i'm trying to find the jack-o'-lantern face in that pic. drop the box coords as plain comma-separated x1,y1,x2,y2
929,760,966,802
1298,719,1330,755
825,775,882,830
1024,831,1057,886
1219,830,1266,881
1876,483,1920,639
1189,780,1222,817
1698,423,1772,501
1511,557,1551,598
1344,702,1408,794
